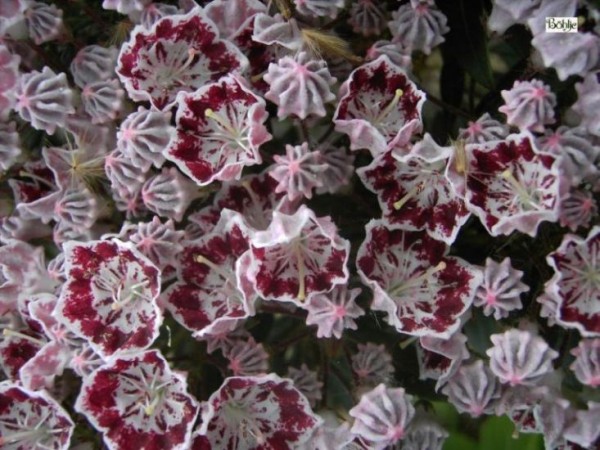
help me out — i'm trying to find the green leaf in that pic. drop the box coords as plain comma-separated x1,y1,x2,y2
439,0,494,89
478,416,543,450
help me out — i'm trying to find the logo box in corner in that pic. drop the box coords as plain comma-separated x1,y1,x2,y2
545,17,579,33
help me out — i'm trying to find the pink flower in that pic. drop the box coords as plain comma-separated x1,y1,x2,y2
0,122,20,171
269,142,328,201
499,79,556,132
545,226,600,336
349,383,415,450
293,0,344,19
141,167,200,222
486,329,558,386
351,343,394,386
15,66,75,135
264,51,337,119
334,56,426,156
287,364,323,408
389,0,449,54
305,286,364,339
55,239,162,358
24,2,64,45
0,44,20,120
572,71,600,137
570,339,600,387
442,360,501,417
417,332,469,390
167,74,270,185
0,383,74,449
204,0,266,40
348,0,387,37
225,337,269,376
357,221,482,338
75,349,199,450
457,112,509,144
117,8,248,110
70,45,118,89
473,257,529,319
198,374,322,449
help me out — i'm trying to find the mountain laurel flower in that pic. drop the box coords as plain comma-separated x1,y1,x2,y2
167,74,270,186
70,45,118,89
15,66,75,135
357,221,482,338
141,167,200,222
473,257,529,319
486,329,558,386
225,337,269,376
401,413,448,450
0,122,20,172
388,0,449,54
358,135,471,245
417,332,469,390
287,364,323,408
570,339,600,387
264,51,336,120
0,44,20,120
457,112,509,144
269,142,329,201
75,349,199,450
536,126,599,186
0,382,74,450
24,1,64,45
560,189,598,232
293,0,344,19
348,0,387,37
80,79,125,124
162,209,256,337
305,286,364,339
366,40,412,71
102,0,150,14
572,71,600,137
442,360,502,418
204,0,267,40
116,7,248,110
487,0,541,34
349,384,415,450
55,239,162,358
334,56,426,156
532,32,600,82
198,374,322,449
117,106,174,171
244,205,350,306
351,342,394,387
499,79,556,132
454,133,563,237
545,226,600,336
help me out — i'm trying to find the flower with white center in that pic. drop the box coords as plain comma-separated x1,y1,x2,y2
545,226,600,336
55,239,162,358
75,350,198,450
357,220,482,338
167,74,270,186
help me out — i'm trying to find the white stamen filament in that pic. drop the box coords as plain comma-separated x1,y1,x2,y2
2,329,45,346
295,241,306,302
18,171,54,189
389,261,447,298
500,169,541,210
111,279,151,311
375,88,404,124
196,254,235,283
393,181,426,210
204,108,239,137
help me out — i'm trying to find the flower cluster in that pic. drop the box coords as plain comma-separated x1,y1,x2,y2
0,1,599,449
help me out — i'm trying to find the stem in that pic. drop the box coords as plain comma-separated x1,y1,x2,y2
424,89,474,120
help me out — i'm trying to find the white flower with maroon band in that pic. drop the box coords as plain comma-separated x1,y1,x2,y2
417,331,469,390
162,209,256,337
358,135,470,246
448,132,563,237
244,205,350,306
198,373,322,449
357,220,482,338
75,350,198,450
544,226,600,336
166,74,270,186
0,382,74,449
334,56,426,156
55,239,162,358
116,7,248,110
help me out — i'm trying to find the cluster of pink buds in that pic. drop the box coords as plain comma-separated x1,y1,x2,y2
0,0,599,449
